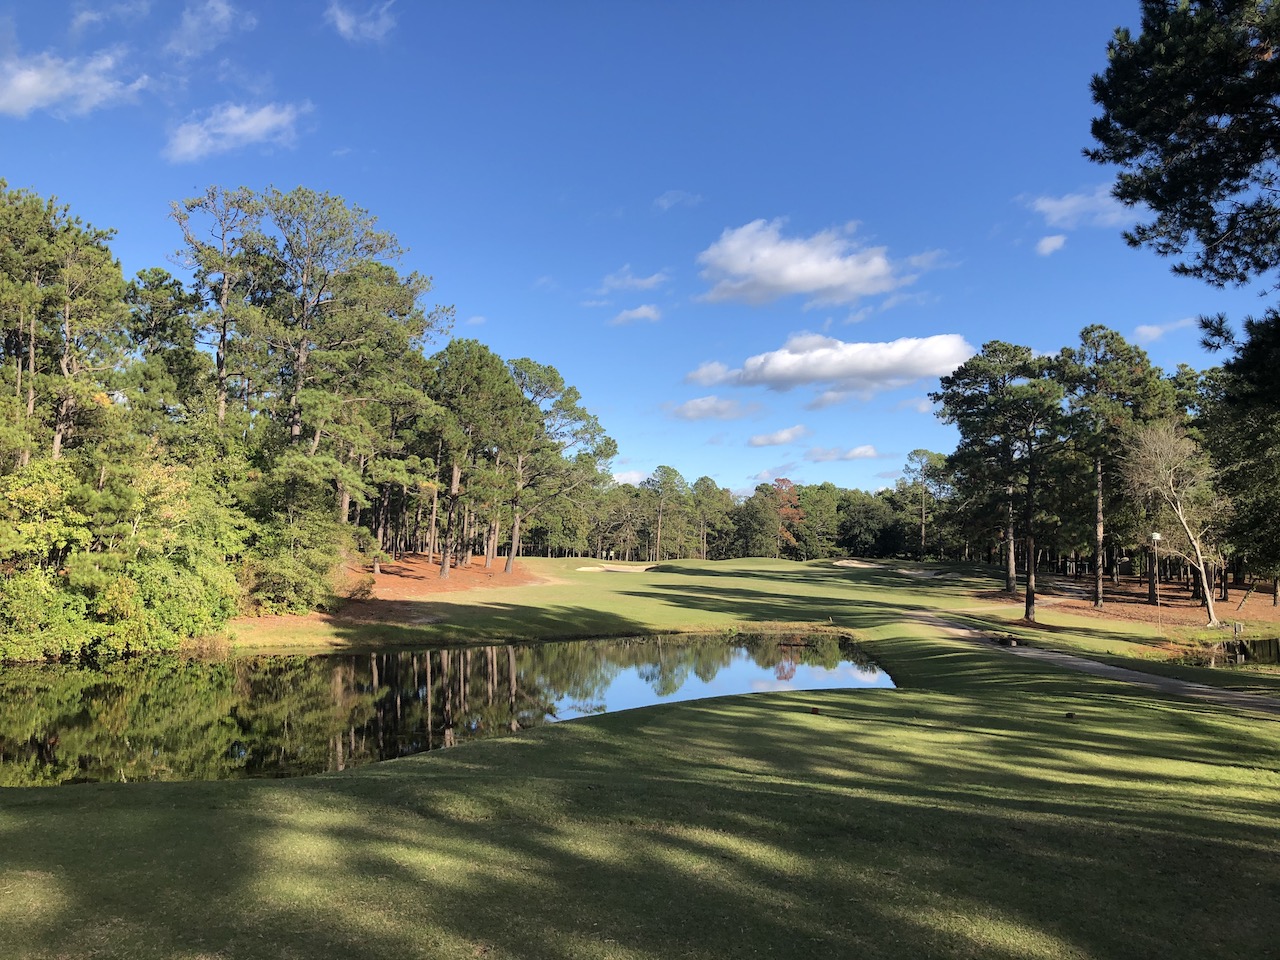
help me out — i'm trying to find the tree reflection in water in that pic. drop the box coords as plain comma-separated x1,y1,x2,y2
0,634,888,786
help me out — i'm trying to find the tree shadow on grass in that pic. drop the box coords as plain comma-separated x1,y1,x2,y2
318,602,659,650
610,579,1022,644
3,669,1279,959
6,565,1278,956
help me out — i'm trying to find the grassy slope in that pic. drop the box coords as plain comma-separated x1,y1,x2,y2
3,559,1279,959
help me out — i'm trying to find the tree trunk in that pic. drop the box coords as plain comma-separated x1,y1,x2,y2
1004,494,1017,593
484,515,500,569
461,506,474,568
1024,531,1037,621
375,483,389,551
438,463,461,579
919,486,927,561
287,341,309,444
426,488,439,561
214,266,233,426
505,509,523,574
1200,563,1219,626
1148,545,1158,605
50,394,74,460
1093,457,1104,608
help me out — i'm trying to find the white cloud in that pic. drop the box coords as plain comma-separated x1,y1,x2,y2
611,304,661,325
687,332,976,400
1029,185,1131,229
753,463,798,483
1133,316,1196,344
806,390,853,410
600,264,669,292
71,10,107,32
667,396,754,421
326,1,397,42
654,189,703,211
71,2,150,33
686,361,731,386
1036,234,1067,256
896,396,935,414
464,315,486,326
612,469,649,486
749,425,809,447
0,49,148,117
805,445,880,462
166,0,256,59
164,101,311,162
696,218,937,307
580,299,610,308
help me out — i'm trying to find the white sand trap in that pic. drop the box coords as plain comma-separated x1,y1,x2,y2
576,563,657,573
833,559,947,578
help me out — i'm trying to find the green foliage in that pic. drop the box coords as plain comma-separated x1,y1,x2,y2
1088,4,1280,586
1088,0,1280,289
0,568,93,660
0,459,92,568
242,508,348,614
1202,310,1280,573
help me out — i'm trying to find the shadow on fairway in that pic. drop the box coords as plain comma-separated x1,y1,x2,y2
3,640,1279,959
6,562,1277,958
320,601,658,648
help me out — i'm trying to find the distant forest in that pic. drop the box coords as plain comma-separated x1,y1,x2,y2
1,181,1276,661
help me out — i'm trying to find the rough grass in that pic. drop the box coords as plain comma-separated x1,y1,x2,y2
3,558,1279,959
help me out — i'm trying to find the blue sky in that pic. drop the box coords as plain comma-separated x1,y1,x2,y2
1,1,1266,495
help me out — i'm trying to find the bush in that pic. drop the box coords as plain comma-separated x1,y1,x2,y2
0,568,94,661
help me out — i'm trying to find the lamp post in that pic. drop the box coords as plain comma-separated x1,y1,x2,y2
1151,532,1163,635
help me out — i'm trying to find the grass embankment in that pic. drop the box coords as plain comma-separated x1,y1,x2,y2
3,559,1279,959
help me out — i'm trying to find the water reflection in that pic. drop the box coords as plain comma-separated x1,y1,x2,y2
0,634,891,787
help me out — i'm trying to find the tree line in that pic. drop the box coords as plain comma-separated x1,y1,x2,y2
580,318,1274,632
1,179,1265,662
0,183,614,660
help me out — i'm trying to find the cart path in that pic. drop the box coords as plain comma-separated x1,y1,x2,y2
918,609,1280,719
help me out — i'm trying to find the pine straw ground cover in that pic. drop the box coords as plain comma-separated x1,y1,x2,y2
2,558,1278,959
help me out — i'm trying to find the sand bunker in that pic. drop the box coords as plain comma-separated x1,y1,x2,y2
576,563,658,573
833,559,948,579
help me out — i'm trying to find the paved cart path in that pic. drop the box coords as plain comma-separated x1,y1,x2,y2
918,609,1280,719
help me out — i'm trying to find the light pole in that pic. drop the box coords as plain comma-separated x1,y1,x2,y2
1151,532,1163,635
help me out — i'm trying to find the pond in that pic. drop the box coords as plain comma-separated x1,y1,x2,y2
0,633,892,787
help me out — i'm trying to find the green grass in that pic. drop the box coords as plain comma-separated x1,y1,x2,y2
3,558,1279,959
229,556,999,652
